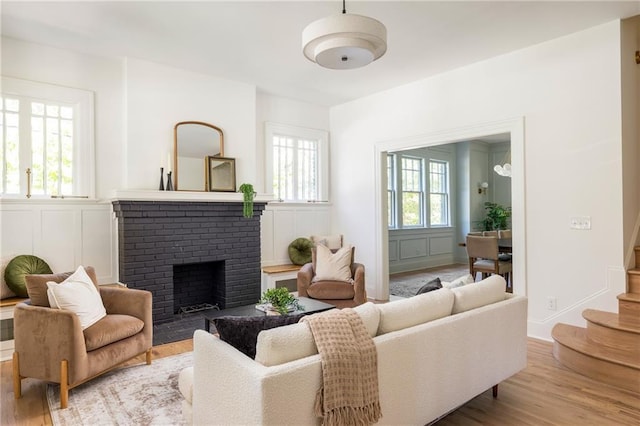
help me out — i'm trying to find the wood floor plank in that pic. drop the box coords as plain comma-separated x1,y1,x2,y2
1,337,638,425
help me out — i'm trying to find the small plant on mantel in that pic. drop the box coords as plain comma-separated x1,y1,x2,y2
259,287,304,315
238,183,256,218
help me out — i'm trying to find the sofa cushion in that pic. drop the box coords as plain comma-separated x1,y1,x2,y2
46,266,107,330
255,303,379,367
442,274,475,289
313,244,353,282
212,313,305,359
377,287,454,335
83,314,144,351
307,281,355,300
179,366,194,404
415,278,442,295
451,275,506,314
25,266,99,307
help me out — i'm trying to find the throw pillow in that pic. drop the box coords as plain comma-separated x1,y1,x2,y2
25,266,99,307
310,234,343,252
313,244,353,282
4,255,53,298
442,274,475,289
212,313,305,359
46,266,107,329
288,237,315,265
0,256,17,299
415,277,442,295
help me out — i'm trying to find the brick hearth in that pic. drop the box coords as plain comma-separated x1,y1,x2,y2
112,200,265,324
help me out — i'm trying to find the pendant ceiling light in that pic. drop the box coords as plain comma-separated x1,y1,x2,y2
302,0,387,70
493,149,512,178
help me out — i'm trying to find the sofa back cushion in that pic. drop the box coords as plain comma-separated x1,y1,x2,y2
451,275,506,314
377,288,454,335
254,302,380,366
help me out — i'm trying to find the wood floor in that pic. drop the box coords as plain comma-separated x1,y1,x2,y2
1,338,638,425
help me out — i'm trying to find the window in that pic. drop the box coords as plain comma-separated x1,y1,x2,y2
1,77,94,198
401,156,424,227
387,154,396,228
429,160,450,226
387,152,451,229
265,122,328,202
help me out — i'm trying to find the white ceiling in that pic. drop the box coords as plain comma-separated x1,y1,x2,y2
2,1,638,106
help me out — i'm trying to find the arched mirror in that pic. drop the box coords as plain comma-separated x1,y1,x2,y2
174,121,224,191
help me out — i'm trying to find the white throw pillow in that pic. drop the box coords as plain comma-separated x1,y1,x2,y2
377,288,455,335
46,266,107,329
451,275,506,314
310,234,343,251
313,244,353,282
442,274,475,289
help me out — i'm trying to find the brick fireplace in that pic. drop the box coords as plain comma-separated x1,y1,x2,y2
112,200,266,324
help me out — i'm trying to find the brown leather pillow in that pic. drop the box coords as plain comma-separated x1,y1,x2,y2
25,266,99,307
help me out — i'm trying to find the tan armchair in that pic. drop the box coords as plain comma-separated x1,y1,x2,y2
13,267,152,408
297,257,366,309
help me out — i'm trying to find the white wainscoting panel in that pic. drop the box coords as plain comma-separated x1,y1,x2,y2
0,200,116,284
261,203,331,267
0,209,35,255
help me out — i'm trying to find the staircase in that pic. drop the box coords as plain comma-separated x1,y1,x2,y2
551,246,640,393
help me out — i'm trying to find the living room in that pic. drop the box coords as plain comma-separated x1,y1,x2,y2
1,1,639,424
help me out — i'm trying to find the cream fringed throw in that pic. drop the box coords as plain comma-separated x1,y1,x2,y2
301,308,382,426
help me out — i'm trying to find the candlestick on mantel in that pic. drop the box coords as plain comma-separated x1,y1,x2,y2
167,152,172,173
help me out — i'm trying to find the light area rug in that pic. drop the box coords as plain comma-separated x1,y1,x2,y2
47,352,192,426
389,264,470,298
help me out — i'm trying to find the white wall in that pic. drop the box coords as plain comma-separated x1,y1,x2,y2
621,17,640,260
124,58,257,191
329,21,626,340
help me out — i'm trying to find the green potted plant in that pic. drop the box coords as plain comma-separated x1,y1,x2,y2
478,202,511,231
238,183,256,218
259,287,304,315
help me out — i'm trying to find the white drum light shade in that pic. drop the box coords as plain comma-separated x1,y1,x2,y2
302,13,387,70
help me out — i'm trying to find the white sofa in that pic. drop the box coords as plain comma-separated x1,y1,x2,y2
179,275,527,425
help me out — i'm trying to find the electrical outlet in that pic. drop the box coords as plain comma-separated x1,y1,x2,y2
570,216,591,230
547,297,557,311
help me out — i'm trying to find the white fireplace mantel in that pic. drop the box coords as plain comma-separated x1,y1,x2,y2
107,190,274,203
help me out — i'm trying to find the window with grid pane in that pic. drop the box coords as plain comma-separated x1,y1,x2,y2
1,77,94,198
387,154,396,228
266,123,328,203
401,156,424,227
429,160,450,226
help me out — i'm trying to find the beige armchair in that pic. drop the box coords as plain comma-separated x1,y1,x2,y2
297,255,366,309
13,267,152,408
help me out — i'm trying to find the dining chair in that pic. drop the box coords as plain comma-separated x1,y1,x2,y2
483,230,499,237
498,229,512,239
466,235,513,292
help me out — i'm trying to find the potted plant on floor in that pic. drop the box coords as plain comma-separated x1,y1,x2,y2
259,287,304,315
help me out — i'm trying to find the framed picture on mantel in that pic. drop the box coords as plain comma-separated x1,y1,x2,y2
207,156,236,192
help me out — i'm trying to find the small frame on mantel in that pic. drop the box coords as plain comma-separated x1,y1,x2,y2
206,156,236,192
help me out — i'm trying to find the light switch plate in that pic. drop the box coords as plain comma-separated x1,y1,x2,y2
570,216,591,230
